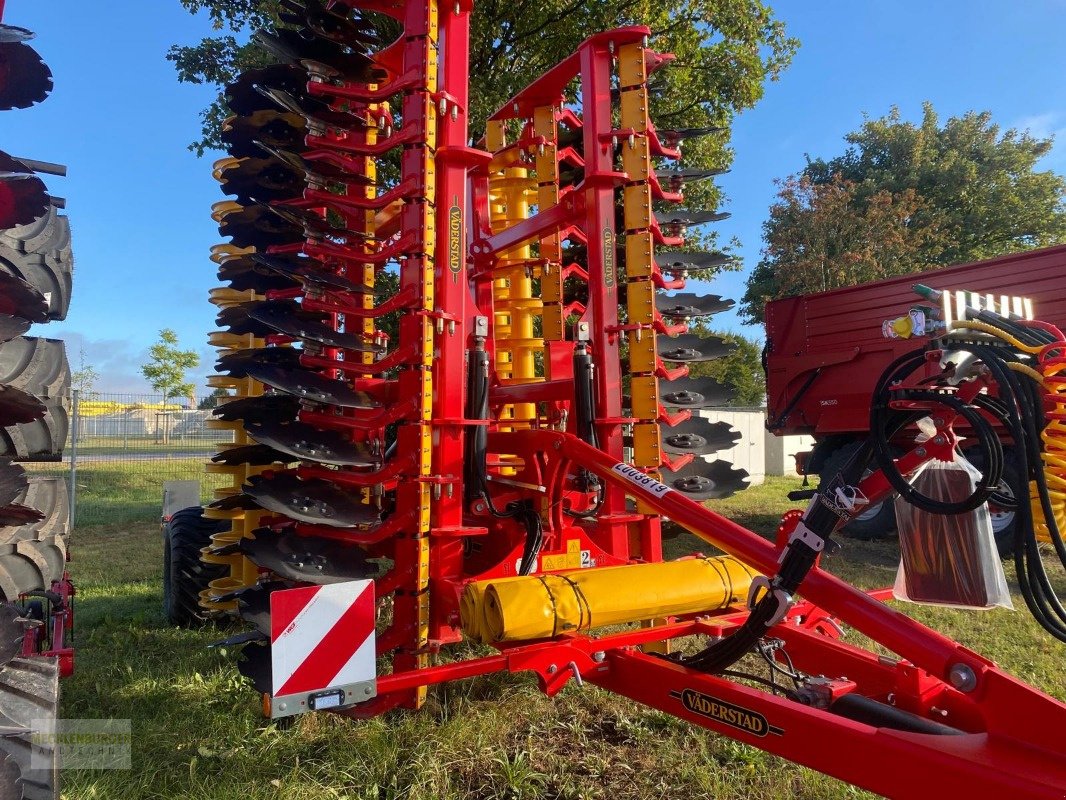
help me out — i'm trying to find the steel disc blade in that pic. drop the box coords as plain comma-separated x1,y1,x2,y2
248,300,385,352
216,346,303,379
244,473,382,528
0,173,48,229
654,167,728,184
217,256,301,293
655,293,735,320
0,317,29,345
209,630,268,648
211,443,295,467
0,460,27,508
225,64,309,117
0,386,45,427
241,364,380,409
656,126,725,147
0,503,44,526
236,641,272,694
245,419,381,468
256,141,373,186
655,208,731,227
0,25,35,44
213,394,301,425
0,273,47,323
257,86,367,131
260,203,337,239
221,110,307,159
0,605,25,669
218,203,304,248
658,333,735,363
251,253,378,294
208,493,262,512
655,251,734,272
240,528,379,583
0,40,53,109
253,28,386,83
657,376,738,409
661,418,742,456
231,580,290,634
285,0,383,46
660,459,749,501
217,158,304,203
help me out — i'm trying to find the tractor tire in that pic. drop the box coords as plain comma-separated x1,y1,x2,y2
163,507,229,627
0,655,60,800
0,537,66,601
0,207,73,322
819,441,897,540
0,477,69,546
964,446,1025,559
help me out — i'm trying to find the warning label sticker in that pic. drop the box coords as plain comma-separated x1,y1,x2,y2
611,463,672,499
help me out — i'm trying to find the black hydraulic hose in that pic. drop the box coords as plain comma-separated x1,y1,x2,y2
573,343,597,449
464,345,490,504
567,342,605,519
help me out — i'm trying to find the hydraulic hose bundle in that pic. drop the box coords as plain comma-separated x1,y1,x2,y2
939,312,1066,642
676,297,1066,675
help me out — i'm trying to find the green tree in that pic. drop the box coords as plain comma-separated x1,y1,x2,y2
685,324,765,407
198,386,232,410
141,329,200,438
71,346,100,399
741,103,1066,323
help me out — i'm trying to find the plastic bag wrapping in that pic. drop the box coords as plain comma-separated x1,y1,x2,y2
892,453,1012,610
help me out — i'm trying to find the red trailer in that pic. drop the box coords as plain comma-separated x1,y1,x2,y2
764,244,1066,545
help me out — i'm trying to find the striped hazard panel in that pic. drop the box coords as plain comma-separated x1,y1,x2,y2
270,579,377,699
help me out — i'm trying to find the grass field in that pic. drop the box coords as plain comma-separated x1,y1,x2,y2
60,473,1066,800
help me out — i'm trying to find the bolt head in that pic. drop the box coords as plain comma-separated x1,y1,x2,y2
948,663,977,692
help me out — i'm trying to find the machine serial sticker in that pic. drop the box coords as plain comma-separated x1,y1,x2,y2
671,689,784,737
612,463,671,498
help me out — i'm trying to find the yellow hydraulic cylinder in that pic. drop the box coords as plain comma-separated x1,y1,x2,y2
461,555,758,643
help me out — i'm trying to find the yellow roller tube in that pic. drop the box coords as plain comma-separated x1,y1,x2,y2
462,556,758,643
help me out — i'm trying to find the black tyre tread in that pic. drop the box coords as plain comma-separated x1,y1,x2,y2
163,507,230,627
0,537,65,601
0,477,69,546
0,390,69,462
0,208,72,322
819,441,898,541
0,338,69,397
0,655,60,800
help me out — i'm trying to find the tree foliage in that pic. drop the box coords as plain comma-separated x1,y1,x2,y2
686,325,765,407
741,103,1066,322
71,347,100,398
141,329,200,407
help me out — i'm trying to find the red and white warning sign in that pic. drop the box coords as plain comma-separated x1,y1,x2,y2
269,579,376,700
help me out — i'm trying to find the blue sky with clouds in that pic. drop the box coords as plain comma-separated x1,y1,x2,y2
3,0,1065,393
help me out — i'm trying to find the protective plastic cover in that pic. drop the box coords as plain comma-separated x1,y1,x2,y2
892,453,1012,610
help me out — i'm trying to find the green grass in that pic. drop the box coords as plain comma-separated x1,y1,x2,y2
60,476,1066,799
26,458,228,526
74,438,227,456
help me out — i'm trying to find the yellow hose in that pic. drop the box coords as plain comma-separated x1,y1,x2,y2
462,556,758,643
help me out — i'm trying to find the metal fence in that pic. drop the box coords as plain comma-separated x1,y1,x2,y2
25,391,235,528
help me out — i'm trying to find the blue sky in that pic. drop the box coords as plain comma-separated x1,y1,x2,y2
4,0,1065,393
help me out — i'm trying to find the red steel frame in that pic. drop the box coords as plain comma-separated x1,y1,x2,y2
20,574,74,677
214,5,1066,796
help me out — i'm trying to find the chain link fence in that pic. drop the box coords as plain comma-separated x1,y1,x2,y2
25,391,235,528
